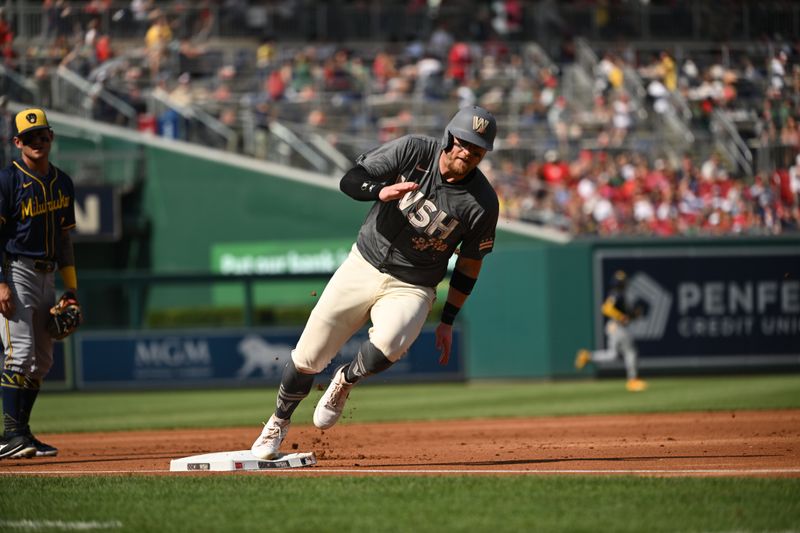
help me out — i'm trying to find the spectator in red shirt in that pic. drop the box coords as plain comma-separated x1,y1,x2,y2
541,149,570,185
266,63,289,101
446,42,471,85
95,34,112,64
372,51,396,92
0,8,11,45
1,36,16,68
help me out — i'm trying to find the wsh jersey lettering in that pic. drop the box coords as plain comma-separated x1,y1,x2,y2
397,188,459,240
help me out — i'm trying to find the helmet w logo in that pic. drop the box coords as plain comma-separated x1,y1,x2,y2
472,116,489,134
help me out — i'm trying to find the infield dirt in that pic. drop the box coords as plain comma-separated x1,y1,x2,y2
1,410,798,477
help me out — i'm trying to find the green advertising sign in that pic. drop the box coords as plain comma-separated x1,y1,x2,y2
211,239,454,311
210,240,354,306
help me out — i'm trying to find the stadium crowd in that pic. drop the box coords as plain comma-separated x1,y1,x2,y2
486,148,800,236
1,1,799,237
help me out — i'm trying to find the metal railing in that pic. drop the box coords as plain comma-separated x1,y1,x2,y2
54,65,137,127
291,123,354,176
0,63,40,103
711,109,754,177
266,120,333,175
574,38,599,85
148,89,238,151
655,84,695,164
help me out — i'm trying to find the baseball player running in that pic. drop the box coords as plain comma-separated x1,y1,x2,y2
251,106,500,459
0,108,80,459
575,270,647,392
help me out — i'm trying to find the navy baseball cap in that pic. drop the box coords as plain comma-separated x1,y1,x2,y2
14,108,52,137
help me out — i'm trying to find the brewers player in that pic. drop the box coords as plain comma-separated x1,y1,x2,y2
575,270,647,392
0,108,79,459
251,106,499,459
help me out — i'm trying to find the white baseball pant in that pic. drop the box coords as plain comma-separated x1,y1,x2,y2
291,244,435,374
590,321,639,380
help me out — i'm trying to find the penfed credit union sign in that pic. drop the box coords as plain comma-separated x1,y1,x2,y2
594,247,799,368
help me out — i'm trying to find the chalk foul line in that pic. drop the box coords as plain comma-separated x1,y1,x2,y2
2,467,799,476
0,520,123,531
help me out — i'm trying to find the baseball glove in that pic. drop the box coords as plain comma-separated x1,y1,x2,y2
47,291,82,340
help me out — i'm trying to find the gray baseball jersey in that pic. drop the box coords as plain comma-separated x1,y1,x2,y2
354,134,499,287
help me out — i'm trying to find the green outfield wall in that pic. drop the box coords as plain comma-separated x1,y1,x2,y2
463,237,800,379
462,242,594,379
52,115,800,382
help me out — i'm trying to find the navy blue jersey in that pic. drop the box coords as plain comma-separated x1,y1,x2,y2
0,159,77,260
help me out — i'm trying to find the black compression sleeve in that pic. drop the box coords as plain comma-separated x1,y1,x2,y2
449,269,477,295
339,166,387,201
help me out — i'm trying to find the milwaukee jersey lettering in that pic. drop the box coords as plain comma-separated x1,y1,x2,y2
0,159,76,260
353,135,499,287
21,190,71,220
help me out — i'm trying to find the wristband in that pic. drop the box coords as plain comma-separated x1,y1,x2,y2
441,302,461,325
449,269,477,295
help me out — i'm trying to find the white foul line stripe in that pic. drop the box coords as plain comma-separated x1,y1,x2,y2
0,520,123,530
1,468,799,475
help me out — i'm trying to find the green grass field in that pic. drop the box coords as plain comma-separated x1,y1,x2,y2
26,373,800,432
2,374,799,532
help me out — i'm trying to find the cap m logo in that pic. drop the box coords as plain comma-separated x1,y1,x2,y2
26,113,38,124
472,116,489,134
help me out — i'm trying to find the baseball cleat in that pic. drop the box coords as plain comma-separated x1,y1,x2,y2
626,378,648,392
575,349,591,370
0,435,37,460
251,415,290,460
313,366,354,430
29,435,58,457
